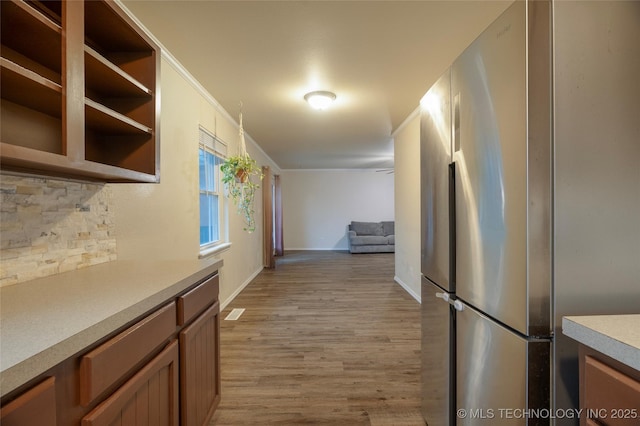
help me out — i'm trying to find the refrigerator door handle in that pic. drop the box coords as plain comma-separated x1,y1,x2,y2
436,292,461,310
435,292,450,302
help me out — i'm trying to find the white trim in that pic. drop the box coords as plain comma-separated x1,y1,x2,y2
160,44,276,168
199,242,232,259
199,126,228,158
280,168,391,173
163,50,235,128
394,275,421,303
392,105,421,138
161,49,277,171
220,266,263,311
387,107,419,177
116,0,234,125
284,247,349,251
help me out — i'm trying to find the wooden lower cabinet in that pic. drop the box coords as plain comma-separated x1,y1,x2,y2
80,303,177,407
82,340,179,426
0,272,221,426
180,301,221,426
0,377,56,426
579,346,640,426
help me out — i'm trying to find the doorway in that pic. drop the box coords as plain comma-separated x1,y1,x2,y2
263,167,283,268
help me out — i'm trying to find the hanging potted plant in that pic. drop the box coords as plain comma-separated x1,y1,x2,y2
221,109,263,232
221,154,258,184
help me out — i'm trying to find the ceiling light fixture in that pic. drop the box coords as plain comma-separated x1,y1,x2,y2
304,90,336,110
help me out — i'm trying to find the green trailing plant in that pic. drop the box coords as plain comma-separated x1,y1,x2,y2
221,153,263,232
222,107,263,232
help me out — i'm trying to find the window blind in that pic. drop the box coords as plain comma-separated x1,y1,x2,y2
199,126,227,158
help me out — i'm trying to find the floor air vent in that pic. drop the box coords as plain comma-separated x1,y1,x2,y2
224,308,245,321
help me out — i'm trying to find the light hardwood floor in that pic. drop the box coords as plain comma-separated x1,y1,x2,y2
210,251,425,425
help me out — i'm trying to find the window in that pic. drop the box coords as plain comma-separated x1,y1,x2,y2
199,127,226,248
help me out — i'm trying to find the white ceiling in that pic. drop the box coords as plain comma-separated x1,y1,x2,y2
122,0,512,170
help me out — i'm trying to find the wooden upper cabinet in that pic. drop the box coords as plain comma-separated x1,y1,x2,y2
0,0,160,183
0,0,63,158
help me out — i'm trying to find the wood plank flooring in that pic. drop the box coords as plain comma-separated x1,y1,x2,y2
210,251,424,425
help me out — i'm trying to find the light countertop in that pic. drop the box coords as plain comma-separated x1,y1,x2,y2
562,314,640,371
0,258,223,398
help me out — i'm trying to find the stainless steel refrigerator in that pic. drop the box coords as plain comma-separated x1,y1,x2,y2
420,1,640,425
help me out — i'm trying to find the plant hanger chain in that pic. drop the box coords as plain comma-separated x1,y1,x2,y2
238,101,248,157
219,101,263,232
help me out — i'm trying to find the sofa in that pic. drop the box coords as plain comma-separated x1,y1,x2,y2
347,221,395,253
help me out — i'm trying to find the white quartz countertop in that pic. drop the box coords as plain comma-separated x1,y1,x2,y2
562,315,640,371
0,258,223,398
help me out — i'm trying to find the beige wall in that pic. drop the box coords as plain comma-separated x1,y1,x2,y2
281,169,394,250
111,55,280,308
392,111,421,301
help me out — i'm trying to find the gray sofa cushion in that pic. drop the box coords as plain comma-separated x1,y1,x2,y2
387,235,395,245
350,235,389,246
350,244,395,253
351,221,384,236
382,221,395,236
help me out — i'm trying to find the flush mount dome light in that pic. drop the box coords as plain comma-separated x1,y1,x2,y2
304,90,336,110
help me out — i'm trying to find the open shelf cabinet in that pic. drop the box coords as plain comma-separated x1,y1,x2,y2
0,0,160,183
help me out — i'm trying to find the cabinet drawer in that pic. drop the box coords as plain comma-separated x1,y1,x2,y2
584,355,640,426
80,302,177,406
0,377,56,426
177,274,219,326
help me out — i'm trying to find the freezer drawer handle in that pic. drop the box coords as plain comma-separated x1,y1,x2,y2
436,292,450,302
453,300,464,312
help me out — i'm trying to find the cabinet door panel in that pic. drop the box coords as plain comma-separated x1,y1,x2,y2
82,340,179,426
180,301,221,426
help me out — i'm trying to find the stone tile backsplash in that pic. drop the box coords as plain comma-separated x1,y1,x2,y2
0,174,116,286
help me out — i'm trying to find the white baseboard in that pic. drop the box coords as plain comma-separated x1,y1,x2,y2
394,275,421,303
284,247,348,251
220,266,263,311
220,268,420,311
